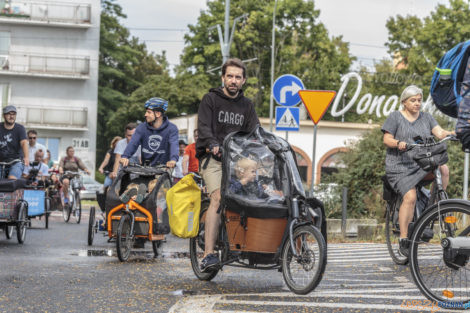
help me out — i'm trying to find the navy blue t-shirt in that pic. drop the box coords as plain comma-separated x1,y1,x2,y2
0,122,27,161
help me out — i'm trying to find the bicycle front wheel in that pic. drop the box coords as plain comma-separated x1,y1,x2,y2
385,199,408,265
72,192,81,224
88,206,96,246
62,203,71,223
116,214,134,262
409,200,470,304
281,225,327,295
16,202,27,244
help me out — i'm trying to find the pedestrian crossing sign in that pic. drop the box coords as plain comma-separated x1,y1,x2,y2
298,90,336,125
275,106,300,131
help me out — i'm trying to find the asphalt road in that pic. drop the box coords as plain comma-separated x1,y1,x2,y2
0,208,456,313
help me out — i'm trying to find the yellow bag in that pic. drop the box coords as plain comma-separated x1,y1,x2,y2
166,174,201,238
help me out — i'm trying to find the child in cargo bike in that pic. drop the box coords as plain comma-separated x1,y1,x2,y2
229,157,283,201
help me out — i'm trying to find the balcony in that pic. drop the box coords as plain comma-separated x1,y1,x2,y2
0,52,90,79
0,1,91,28
15,104,88,130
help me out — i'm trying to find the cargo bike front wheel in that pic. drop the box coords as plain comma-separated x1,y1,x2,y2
281,224,327,295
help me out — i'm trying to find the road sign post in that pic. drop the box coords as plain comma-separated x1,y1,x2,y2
298,90,337,196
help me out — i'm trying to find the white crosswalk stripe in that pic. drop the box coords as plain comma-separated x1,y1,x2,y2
169,243,465,312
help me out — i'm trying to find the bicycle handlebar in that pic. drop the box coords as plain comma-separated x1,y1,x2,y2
0,159,21,166
405,135,458,150
64,171,82,176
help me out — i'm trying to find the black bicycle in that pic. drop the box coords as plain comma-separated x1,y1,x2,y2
384,136,455,265
407,138,470,305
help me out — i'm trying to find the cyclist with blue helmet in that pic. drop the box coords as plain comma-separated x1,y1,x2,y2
120,97,179,168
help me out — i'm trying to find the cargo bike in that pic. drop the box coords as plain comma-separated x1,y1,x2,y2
0,159,29,243
88,164,172,262
190,126,328,295
23,161,53,229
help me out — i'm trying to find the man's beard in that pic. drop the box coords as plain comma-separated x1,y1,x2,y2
225,85,239,96
4,118,14,126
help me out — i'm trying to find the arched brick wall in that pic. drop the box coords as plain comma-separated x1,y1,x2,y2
315,147,349,185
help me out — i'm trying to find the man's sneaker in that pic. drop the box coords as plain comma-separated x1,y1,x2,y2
200,253,220,272
398,238,409,257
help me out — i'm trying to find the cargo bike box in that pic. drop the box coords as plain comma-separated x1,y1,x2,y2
0,178,28,243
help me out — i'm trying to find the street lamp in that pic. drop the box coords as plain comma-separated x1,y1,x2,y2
269,0,278,132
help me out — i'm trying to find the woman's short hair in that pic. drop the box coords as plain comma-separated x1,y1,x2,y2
110,136,122,149
400,85,423,103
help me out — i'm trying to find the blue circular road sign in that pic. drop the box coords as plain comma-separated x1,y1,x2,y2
273,74,305,107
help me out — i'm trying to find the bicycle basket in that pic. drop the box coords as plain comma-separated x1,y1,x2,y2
412,143,448,172
72,177,83,190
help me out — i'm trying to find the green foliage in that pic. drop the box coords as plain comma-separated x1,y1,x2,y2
97,0,164,162
178,0,354,116
386,0,470,82
332,127,386,219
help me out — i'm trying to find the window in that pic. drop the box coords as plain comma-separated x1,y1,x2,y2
37,137,59,161
0,31,10,55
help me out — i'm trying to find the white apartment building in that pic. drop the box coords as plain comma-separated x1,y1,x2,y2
0,0,100,172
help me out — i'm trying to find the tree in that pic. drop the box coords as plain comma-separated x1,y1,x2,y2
386,0,470,82
97,0,164,161
179,0,354,116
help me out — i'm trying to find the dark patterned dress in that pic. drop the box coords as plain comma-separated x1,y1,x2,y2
382,111,438,196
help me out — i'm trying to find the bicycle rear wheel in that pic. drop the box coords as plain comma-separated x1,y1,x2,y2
189,200,219,281
281,224,327,295
409,201,470,304
385,199,408,265
5,225,13,239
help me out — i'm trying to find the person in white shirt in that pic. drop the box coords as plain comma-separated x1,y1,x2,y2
22,150,49,184
27,130,46,160
172,140,187,183
111,123,141,178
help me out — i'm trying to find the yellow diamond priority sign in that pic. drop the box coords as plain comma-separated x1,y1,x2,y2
298,90,336,125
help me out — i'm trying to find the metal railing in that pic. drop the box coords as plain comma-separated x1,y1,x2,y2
1,52,90,77
14,104,88,129
0,1,91,24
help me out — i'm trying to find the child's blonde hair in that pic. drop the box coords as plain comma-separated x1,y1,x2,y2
235,158,257,178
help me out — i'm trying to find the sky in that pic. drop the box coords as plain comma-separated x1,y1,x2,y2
117,0,447,72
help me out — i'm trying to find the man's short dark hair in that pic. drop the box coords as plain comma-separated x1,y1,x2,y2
125,123,137,132
179,140,187,146
221,58,246,78
27,130,37,136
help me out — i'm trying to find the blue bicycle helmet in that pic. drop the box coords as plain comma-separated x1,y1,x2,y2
144,97,168,112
